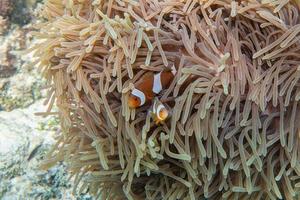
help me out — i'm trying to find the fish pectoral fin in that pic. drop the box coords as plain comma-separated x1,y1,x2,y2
154,118,161,125
150,114,160,125
150,112,156,119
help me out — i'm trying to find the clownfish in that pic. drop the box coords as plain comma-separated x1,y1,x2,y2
150,98,169,124
128,65,177,108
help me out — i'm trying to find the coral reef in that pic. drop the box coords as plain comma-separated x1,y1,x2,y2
0,0,94,199
0,43,14,78
0,16,8,35
0,0,12,18
0,0,43,111
9,0,37,26
0,0,41,25
0,100,56,199
33,0,300,199
0,100,92,200
0,26,43,111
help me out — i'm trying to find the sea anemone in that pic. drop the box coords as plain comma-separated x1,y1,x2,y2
32,0,300,199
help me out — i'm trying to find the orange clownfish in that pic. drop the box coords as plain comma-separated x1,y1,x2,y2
128,65,177,108
150,98,169,124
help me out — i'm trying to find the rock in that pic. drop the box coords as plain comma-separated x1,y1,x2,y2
0,100,93,199
0,100,53,154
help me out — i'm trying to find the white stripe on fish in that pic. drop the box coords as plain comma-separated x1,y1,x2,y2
132,88,146,106
152,72,162,94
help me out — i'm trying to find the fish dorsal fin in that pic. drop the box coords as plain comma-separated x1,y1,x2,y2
164,64,177,75
170,64,177,75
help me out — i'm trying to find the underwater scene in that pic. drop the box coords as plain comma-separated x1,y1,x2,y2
1,0,300,199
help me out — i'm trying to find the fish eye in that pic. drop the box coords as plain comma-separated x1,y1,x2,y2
130,95,140,103
133,96,139,102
